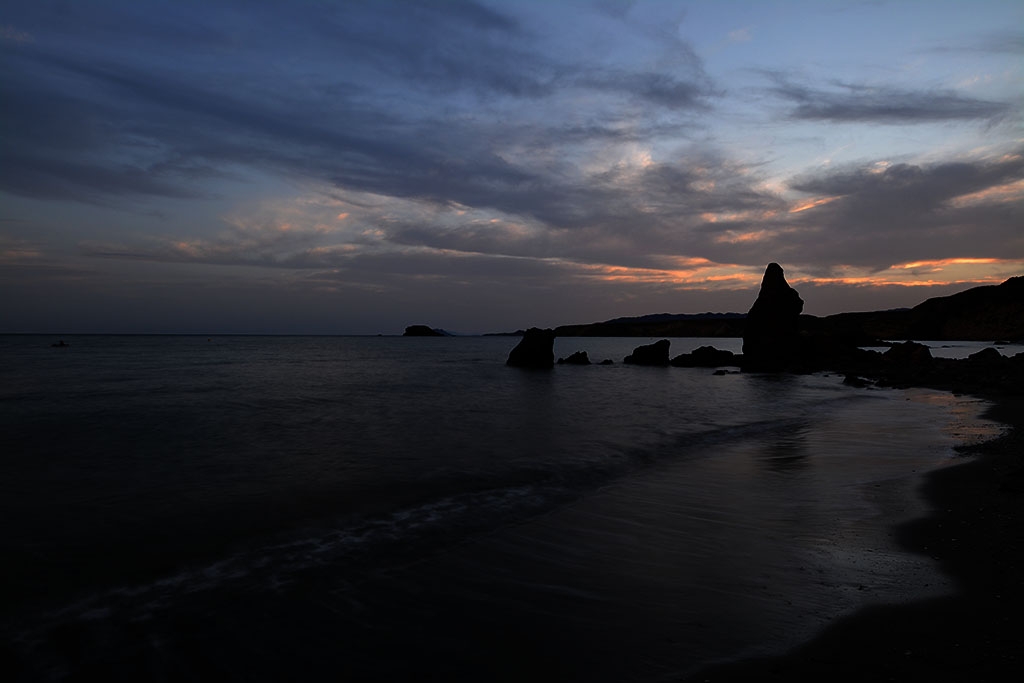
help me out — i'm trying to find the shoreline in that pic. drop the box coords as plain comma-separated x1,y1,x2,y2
682,393,1024,682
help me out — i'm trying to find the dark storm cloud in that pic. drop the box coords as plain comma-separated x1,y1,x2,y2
765,74,1011,123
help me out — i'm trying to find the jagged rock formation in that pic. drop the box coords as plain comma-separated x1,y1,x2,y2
557,351,591,365
506,328,556,368
741,263,804,371
623,339,670,366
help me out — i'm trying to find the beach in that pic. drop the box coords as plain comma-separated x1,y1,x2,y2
2,335,1020,681
684,396,1024,682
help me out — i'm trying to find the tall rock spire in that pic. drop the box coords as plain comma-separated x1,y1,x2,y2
741,263,804,371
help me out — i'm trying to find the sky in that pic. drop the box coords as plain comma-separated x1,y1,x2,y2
2,0,1022,334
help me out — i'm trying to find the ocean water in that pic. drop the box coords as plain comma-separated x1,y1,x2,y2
0,335,1002,681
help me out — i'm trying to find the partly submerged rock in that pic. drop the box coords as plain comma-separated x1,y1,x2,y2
883,340,932,365
968,347,1004,365
557,351,591,365
742,263,804,371
671,345,738,368
842,373,872,388
623,339,670,366
506,328,556,368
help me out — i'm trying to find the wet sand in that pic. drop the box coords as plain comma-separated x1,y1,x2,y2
683,397,1024,682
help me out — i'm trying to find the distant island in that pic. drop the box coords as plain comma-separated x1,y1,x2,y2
488,276,1023,343
403,325,451,337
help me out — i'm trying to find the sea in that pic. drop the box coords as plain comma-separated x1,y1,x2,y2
0,334,1012,682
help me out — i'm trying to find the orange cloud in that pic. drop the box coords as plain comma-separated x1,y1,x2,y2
790,257,1024,289
569,259,761,288
714,229,770,244
789,196,839,213
891,257,1000,270
947,178,1024,208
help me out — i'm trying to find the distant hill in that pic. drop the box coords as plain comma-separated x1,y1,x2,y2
501,276,1023,341
555,312,745,338
809,275,1024,342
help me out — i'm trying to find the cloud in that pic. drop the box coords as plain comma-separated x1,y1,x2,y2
0,0,717,210
928,29,1024,55
774,149,1024,269
728,27,752,43
3,0,1022,332
1,24,32,43
765,73,1012,124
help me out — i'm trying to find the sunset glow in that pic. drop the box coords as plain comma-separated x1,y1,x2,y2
1,0,1021,333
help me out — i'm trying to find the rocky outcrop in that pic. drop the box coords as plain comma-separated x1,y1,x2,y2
742,263,804,371
557,351,591,365
506,328,556,368
623,339,670,366
403,325,446,337
883,340,933,365
670,346,739,368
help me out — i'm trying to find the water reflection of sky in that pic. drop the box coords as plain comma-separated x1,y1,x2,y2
863,341,1023,359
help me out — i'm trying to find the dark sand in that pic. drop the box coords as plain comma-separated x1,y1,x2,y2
683,396,1024,682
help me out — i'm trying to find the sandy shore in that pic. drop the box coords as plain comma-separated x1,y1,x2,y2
683,396,1024,682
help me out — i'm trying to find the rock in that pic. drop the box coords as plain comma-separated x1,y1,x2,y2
968,347,1004,364
843,374,871,388
884,341,932,365
506,328,556,368
557,351,591,365
671,346,737,368
623,339,670,366
598,359,615,365
403,325,446,337
741,263,804,371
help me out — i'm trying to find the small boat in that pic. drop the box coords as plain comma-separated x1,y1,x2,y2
51,340,70,348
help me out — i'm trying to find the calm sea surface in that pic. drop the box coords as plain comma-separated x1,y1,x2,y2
0,335,1004,681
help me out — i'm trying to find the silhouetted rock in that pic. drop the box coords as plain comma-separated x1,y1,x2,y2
742,263,804,371
557,351,591,365
623,339,670,366
599,359,614,365
843,374,871,388
506,328,556,368
883,340,932,365
671,345,737,368
905,276,1024,340
801,276,1024,342
403,325,446,337
968,347,1004,365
